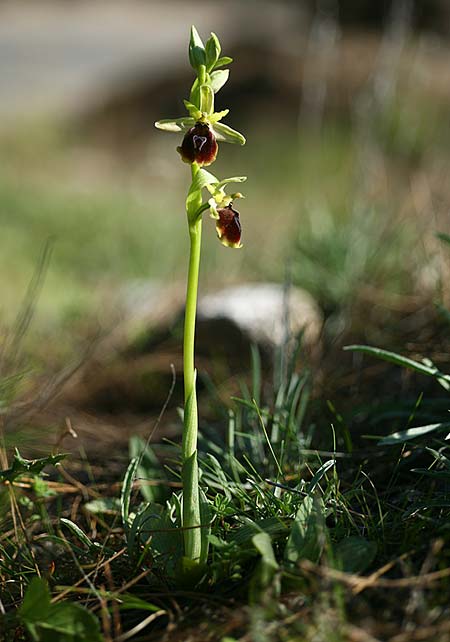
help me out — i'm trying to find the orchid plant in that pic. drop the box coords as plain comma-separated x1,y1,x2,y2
155,27,246,567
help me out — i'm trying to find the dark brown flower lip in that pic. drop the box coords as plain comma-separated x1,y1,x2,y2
177,122,218,166
216,204,242,248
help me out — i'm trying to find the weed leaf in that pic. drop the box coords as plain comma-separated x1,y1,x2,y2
20,577,101,641
0,450,66,484
285,496,326,564
121,456,139,529
333,536,377,573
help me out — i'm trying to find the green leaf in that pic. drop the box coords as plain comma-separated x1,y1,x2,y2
411,468,450,479
285,496,326,564
252,532,279,572
344,345,450,389
199,488,211,566
182,371,202,562
154,117,195,133
39,603,102,640
212,122,246,145
306,460,335,493
129,435,167,503
334,536,377,573
210,69,229,94
205,32,221,71
121,457,139,530
20,578,102,642
0,450,66,484
189,25,206,70
249,532,280,602
20,577,51,624
60,518,101,552
214,56,233,68
230,517,287,546
426,447,450,469
130,502,183,574
378,422,450,446
118,594,161,612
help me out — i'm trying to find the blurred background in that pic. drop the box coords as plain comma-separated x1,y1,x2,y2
1,0,450,453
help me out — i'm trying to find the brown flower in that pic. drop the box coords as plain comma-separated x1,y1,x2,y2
216,205,242,248
177,122,218,166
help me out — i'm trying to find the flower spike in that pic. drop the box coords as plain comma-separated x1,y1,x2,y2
153,27,247,567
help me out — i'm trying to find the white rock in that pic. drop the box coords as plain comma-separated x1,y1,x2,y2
198,283,321,348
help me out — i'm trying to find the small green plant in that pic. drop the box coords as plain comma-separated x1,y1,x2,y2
155,26,246,568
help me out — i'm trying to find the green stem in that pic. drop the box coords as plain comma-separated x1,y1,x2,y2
182,163,202,562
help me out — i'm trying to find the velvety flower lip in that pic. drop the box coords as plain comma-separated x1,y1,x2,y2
177,122,218,166
216,204,242,248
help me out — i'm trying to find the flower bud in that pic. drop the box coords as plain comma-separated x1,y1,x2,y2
216,205,242,248
177,122,218,166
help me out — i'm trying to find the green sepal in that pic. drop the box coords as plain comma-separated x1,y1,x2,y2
210,69,229,94
189,25,206,70
205,32,221,71
183,100,202,120
209,109,229,123
216,176,247,187
155,117,195,133
212,122,246,145
200,84,214,114
214,55,233,68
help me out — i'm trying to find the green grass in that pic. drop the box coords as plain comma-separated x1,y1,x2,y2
1,330,450,641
